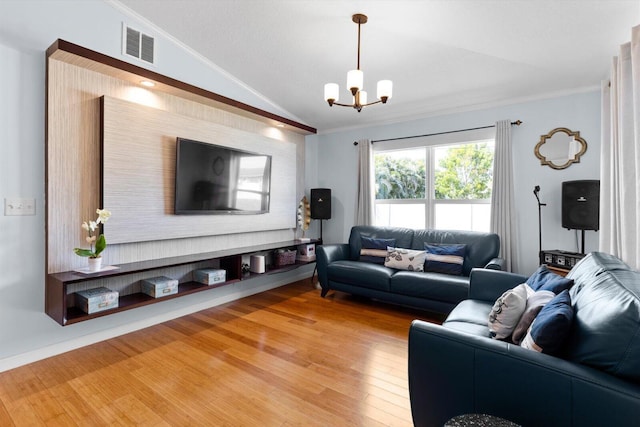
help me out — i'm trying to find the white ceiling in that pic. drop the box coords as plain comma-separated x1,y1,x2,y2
116,0,639,133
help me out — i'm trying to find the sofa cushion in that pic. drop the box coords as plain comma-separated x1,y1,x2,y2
443,299,493,337
348,226,414,261
521,289,573,355
360,237,396,264
424,243,466,275
327,260,393,292
390,271,469,304
488,283,530,340
526,264,574,294
567,252,640,382
411,229,500,276
384,247,426,272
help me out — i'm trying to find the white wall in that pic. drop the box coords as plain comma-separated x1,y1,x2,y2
0,0,309,371
307,90,601,276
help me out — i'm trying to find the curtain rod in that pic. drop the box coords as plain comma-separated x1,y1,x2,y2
353,120,522,145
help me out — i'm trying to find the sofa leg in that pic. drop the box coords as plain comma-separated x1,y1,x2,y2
320,287,329,297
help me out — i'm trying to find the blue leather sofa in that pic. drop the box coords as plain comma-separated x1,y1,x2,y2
316,226,502,314
408,252,640,426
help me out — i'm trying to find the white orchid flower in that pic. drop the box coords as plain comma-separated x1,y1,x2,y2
88,221,97,232
86,235,96,244
96,208,111,224
81,221,89,231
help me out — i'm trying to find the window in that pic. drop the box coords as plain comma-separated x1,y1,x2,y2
373,130,494,232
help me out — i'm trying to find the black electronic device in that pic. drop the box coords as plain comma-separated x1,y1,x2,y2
541,249,585,270
310,188,332,219
562,180,600,231
562,180,600,254
174,138,272,215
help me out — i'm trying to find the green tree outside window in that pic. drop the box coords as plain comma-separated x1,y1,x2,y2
375,142,493,200
435,143,493,199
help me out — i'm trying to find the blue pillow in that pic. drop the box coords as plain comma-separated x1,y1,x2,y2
521,290,574,355
360,237,396,264
424,243,466,275
526,265,574,294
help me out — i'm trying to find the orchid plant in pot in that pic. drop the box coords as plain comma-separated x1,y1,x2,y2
74,208,111,271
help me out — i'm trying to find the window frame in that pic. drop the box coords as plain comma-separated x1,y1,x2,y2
372,127,495,231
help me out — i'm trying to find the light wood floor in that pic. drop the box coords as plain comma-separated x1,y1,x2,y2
0,280,443,426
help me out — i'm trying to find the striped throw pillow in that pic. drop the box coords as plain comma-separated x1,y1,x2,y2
360,237,396,264
424,243,466,275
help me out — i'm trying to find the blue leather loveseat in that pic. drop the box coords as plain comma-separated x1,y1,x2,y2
408,252,640,426
316,225,503,314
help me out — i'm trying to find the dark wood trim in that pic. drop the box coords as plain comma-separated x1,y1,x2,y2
46,39,316,134
44,41,50,314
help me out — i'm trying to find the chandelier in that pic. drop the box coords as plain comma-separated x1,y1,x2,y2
324,14,392,112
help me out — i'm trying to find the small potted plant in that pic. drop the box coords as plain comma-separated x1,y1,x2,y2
74,208,111,271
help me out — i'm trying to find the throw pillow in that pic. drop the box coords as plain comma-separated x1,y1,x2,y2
526,265,574,294
488,283,531,340
511,289,555,345
521,290,574,355
360,237,396,264
424,243,466,276
384,247,426,272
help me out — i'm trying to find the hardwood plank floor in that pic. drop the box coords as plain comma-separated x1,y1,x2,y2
0,280,444,426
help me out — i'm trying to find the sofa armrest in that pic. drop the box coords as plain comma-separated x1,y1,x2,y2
316,244,350,289
408,320,640,427
484,257,505,270
467,268,527,302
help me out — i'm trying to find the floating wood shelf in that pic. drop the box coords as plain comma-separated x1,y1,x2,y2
46,239,319,325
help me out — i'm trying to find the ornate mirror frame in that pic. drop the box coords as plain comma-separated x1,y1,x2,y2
534,127,587,170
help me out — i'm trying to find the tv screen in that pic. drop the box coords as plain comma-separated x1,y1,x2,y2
174,138,272,214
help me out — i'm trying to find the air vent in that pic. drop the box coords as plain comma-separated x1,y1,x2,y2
123,24,155,64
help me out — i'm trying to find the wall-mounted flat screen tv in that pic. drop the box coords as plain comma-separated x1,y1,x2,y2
174,137,272,214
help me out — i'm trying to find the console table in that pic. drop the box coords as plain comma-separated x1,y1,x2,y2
46,239,318,326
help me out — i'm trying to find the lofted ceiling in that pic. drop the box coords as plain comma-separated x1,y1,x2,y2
116,0,639,133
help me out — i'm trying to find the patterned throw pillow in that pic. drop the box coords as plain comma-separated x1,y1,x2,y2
384,247,427,272
521,290,574,355
424,243,466,275
360,237,396,264
488,283,531,340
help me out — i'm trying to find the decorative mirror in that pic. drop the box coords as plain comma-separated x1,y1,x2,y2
534,127,587,170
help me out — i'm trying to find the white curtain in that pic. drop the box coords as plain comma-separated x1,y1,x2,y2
355,139,373,225
490,120,518,272
600,25,640,270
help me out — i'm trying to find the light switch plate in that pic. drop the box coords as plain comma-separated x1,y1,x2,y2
4,198,36,216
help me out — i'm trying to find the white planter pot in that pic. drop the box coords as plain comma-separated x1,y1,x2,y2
87,256,103,272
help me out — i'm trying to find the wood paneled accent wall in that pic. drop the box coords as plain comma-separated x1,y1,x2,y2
46,41,309,274
102,96,296,244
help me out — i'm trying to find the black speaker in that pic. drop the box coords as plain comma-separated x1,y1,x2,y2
562,180,600,230
310,188,331,219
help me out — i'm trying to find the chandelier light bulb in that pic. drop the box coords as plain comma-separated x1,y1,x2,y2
347,69,363,95
324,83,340,106
377,80,393,103
358,90,368,106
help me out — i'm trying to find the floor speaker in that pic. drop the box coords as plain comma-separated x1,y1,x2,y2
562,180,600,230
310,188,331,219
